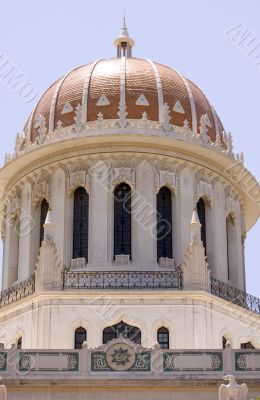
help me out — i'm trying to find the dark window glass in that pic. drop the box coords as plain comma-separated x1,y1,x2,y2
157,187,172,261
103,321,141,344
73,187,89,260
17,337,22,349
114,183,131,258
222,337,227,349
197,198,207,253
75,327,87,349
157,327,169,349
40,199,49,247
241,342,255,349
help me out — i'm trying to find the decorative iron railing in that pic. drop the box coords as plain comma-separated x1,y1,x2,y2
62,270,183,290
210,277,260,315
0,275,35,307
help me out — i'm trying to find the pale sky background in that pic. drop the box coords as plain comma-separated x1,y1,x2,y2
0,0,259,295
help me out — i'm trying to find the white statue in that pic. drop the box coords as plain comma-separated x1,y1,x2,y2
0,379,7,400
219,375,248,400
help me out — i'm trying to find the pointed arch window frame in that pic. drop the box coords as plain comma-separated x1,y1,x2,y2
73,186,89,261
156,186,173,261
196,197,207,253
103,321,141,345
40,198,49,247
74,327,87,349
113,182,132,259
157,327,169,349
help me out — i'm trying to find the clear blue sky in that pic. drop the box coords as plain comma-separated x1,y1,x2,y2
0,0,259,295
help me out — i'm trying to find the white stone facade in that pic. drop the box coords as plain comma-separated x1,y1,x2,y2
0,139,259,350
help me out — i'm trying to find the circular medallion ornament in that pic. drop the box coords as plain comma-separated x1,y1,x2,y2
106,343,136,371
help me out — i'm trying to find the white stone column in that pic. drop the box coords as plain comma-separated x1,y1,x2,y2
51,168,66,265
227,204,244,290
30,205,41,274
178,167,194,263
89,161,110,265
134,160,156,267
212,182,228,282
66,194,74,267
18,181,34,282
3,202,19,288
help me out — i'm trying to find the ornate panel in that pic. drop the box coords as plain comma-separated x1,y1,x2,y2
91,342,151,372
0,353,7,372
235,352,260,371
163,352,223,372
19,352,79,372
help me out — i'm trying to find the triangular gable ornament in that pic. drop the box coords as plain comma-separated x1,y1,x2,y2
173,100,185,114
96,95,110,106
136,93,149,106
61,101,73,114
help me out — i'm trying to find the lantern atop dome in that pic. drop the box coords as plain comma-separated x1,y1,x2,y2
114,16,135,57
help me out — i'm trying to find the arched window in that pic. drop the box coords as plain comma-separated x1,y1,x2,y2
157,187,172,261
241,342,255,349
103,321,141,344
40,199,49,247
73,187,89,260
222,336,227,349
74,327,87,349
197,198,207,252
114,183,131,258
157,327,169,349
17,337,22,349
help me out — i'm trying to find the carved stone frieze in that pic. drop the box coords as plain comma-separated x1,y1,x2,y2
196,179,214,207
32,173,50,209
156,170,178,194
111,167,135,190
67,162,90,195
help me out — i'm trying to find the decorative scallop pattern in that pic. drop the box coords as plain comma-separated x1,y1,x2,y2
26,58,224,143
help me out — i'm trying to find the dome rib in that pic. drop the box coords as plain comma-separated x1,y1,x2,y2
82,59,101,124
146,59,164,124
173,68,197,133
49,65,84,133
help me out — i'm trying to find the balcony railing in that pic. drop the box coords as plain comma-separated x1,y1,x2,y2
0,270,259,316
62,270,183,290
0,275,35,307
210,276,260,315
